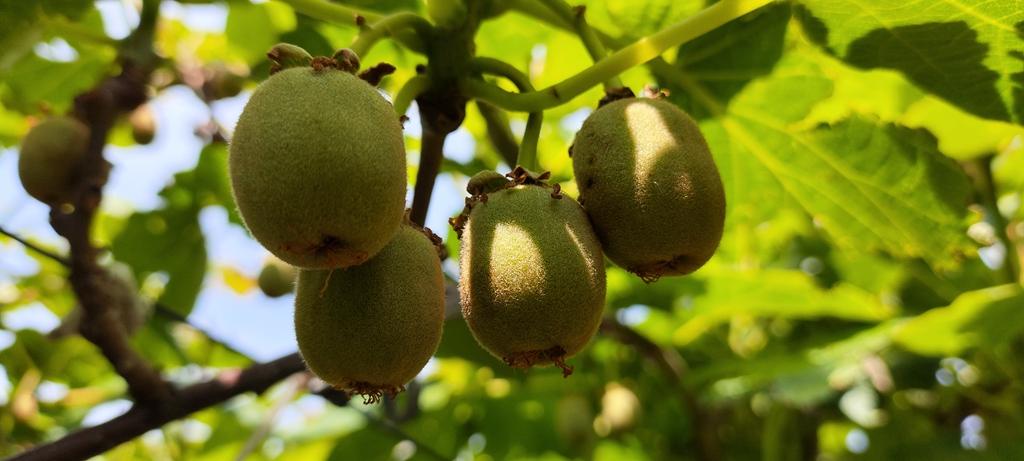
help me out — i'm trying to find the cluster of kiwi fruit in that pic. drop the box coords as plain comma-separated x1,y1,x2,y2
229,44,444,402
17,39,724,401
453,94,724,375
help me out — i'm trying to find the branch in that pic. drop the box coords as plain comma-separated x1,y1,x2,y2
0,226,69,266
9,353,306,461
409,121,447,227
600,318,720,461
49,0,169,404
469,57,542,170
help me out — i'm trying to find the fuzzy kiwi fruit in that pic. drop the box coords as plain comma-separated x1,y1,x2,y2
229,61,406,269
17,116,90,205
294,224,445,402
129,104,156,145
257,257,296,298
456,173,605,374
570,97,725,280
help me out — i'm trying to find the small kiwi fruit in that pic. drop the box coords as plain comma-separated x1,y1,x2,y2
257,257,296,298
570,97,725,280
17,116,90,205
129,104,156,145
294,224,445,402
229,50,406,269
456,170,605,375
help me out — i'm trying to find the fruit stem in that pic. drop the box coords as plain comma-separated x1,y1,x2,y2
537,0,621,89
350,12,435,57
470,57,543,171
393,75,432,117
461,0,774,112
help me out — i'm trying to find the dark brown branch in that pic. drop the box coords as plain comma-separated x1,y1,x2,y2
0,226,70,266
409,123,448,227
600,317,720,461
47,0,168,404
9,353,305,461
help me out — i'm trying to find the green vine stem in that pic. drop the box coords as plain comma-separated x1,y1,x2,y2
350,12,434,57
463,0,774,112
393,75,432,117
275,0,382,23
538,0,621,89
470,57,543,171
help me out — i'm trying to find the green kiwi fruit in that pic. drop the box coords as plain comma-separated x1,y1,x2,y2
229,63,406,269
129,104,156,145
570,97,725,280
294,224,445,402
17,116,90,205
257,257,296,298
457,176,605,374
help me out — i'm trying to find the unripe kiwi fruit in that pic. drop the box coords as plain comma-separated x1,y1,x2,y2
294,225,445,401
458,179,605,374
129,104,156,145
257,257,296,298
570,97,725,280
229,65,406,269
17,116,90,205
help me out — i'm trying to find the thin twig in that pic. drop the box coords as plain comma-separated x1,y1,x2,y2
409,122,448,227
233,373,310,461
9,353,306,461
0,226,70,266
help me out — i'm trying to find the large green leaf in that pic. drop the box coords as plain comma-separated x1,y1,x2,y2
893,284,1024,356
661,51,973,266
672,269,893,345
797,0,1024,123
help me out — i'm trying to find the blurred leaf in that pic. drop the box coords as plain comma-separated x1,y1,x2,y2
665,51,973,267
1,50,113,114
894,284,1024,356
797,0,1024,123
673,269,893,346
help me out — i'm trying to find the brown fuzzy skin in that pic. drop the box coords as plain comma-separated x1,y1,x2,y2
571,98,725,280
459,185,606,373
17,117,90,205
229,66,406,269
294,225,445,400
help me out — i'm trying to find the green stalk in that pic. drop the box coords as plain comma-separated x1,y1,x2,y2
464,0,775,112
274,0,382,24
350,12,434,57
538,0,620,88
392,75,432,117
470,57,543,171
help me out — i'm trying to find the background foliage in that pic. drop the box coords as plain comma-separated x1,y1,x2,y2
1,0,1023,459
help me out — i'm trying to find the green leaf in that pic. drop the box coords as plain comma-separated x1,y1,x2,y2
672,2,792,119
893,284,1024,356
663,51,973,266
797,0,1024,123
1,50,112,113
672,269,893,345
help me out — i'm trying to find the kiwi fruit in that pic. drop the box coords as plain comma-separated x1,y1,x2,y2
229,61,406,269
294,224,445,402
456,172,605,374
129,104,156,145
257,257,296,298
570,97,725,280
17,116,90,205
